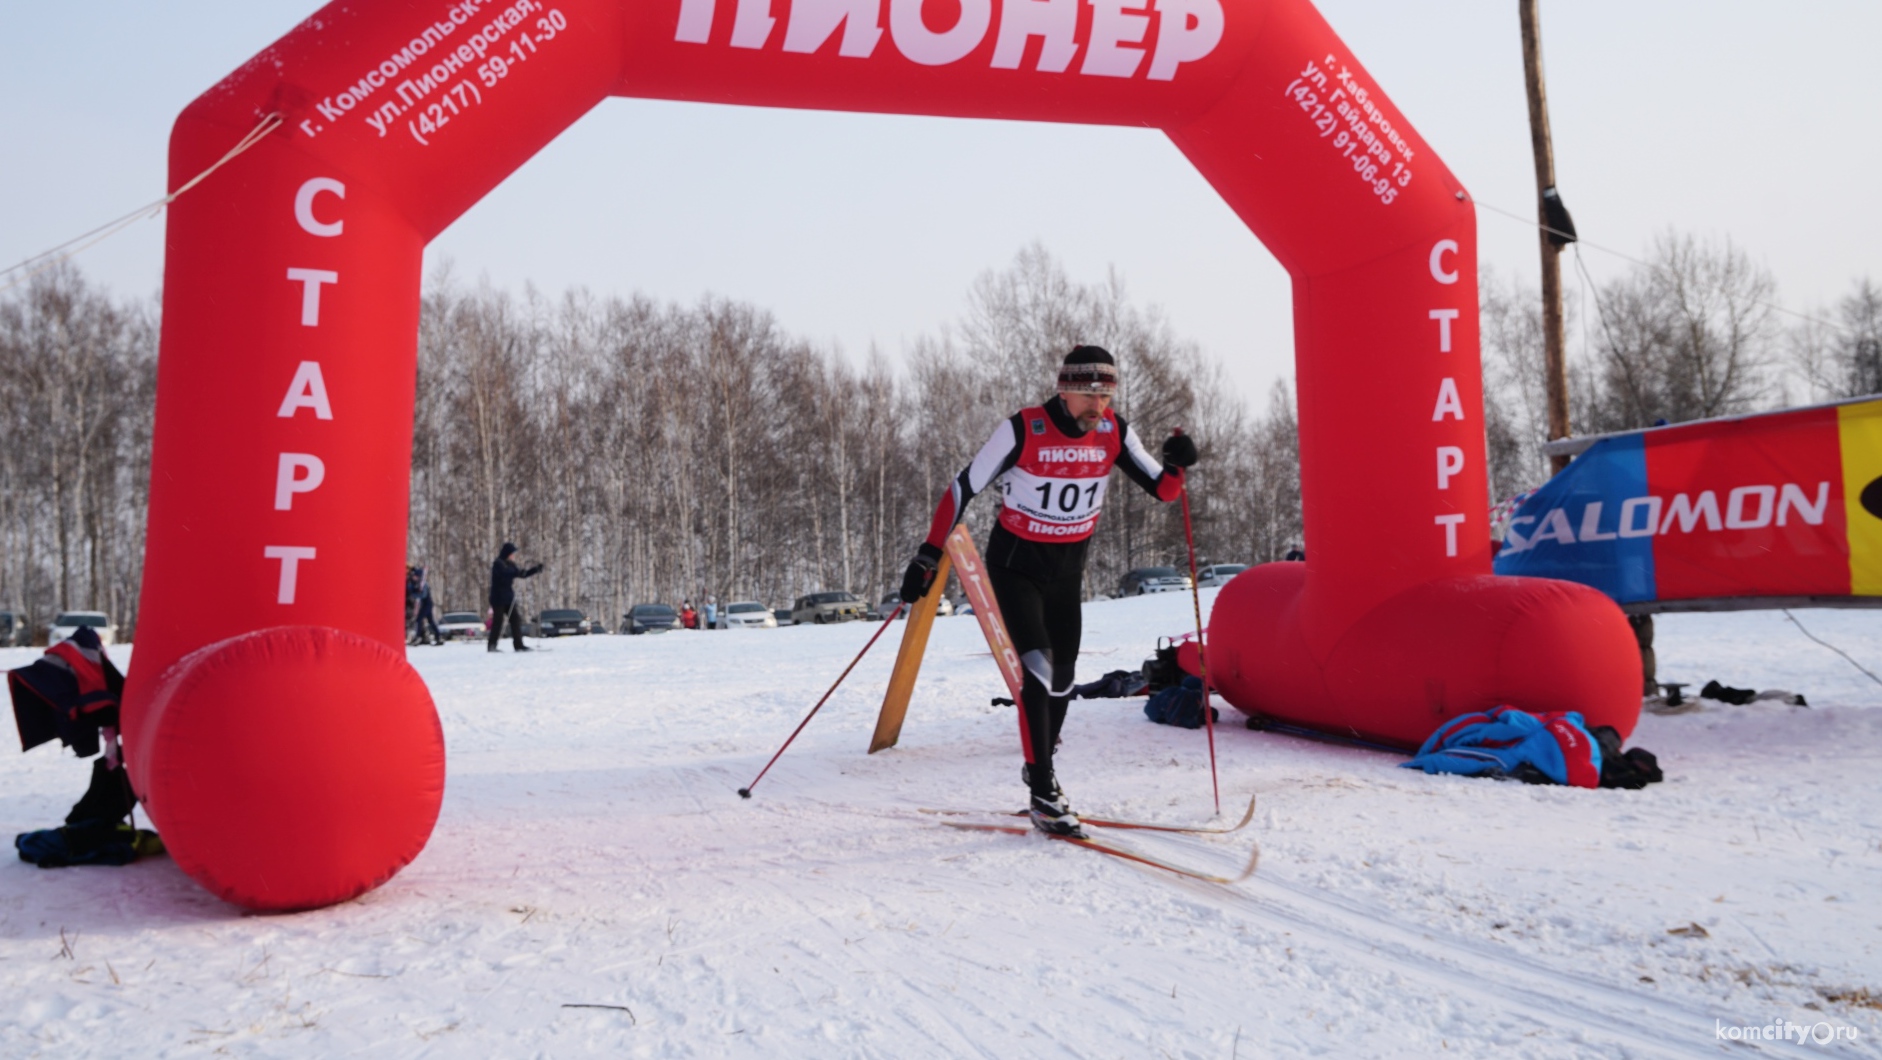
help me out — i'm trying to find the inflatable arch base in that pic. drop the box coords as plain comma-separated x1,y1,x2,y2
131,627,443,910
1211,565,1642,748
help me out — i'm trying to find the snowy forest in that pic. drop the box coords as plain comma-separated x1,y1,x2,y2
1,241,1876,637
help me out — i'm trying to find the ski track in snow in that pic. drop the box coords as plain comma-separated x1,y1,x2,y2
2,595,1880,1057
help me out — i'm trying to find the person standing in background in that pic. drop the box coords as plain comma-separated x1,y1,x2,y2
487,543,543,653
410,563,442,646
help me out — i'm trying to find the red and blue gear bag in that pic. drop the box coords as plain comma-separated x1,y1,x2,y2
1402,705,1602,788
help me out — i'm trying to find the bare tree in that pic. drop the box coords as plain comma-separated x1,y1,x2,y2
8,247,1319,639
0,265,154,636
1791,278,1882,401
1583,232,1779,431
1479,267,1557,501
929,244,1272,593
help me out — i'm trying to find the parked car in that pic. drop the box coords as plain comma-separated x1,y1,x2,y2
48,611,116,646
589,617,611,635
717,601,777,629
774,607,795,627
0,610,29,647
535,608,591,637
437,610,485,641
625,603,684,634
1195,563,1248,588
791,591,865,625
1117,567,1191,596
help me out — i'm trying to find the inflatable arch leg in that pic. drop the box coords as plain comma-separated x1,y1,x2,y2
129,0,1637,910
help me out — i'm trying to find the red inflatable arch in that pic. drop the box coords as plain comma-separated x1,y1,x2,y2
128,0,1640,910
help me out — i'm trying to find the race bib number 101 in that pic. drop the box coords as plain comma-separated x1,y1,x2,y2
1003,468,1109,527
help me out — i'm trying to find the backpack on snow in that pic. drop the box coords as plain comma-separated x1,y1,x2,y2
13,756,162,868
1140,637,1184,692
1143,676,1219,730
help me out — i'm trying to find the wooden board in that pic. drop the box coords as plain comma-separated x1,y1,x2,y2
867,550,952,753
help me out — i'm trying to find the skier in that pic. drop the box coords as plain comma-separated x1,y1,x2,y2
897,345,1196,837
487,543,543,653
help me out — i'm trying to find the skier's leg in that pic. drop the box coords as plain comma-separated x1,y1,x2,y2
509,603,527,650
988,565,1056,796
486,607,502,651
991,564,1087,837
1017,648,1057,786
1041,566,1083,750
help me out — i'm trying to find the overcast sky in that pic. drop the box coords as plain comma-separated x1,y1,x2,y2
3,2,1877,406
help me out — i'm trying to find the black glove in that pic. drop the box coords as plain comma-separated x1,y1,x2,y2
1162,432,1198,468
899,543,944,604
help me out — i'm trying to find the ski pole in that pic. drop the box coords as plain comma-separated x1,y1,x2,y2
738,602,907,799
1173,428,1221,815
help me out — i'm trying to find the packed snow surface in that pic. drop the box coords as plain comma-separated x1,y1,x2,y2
3,594,1881,1057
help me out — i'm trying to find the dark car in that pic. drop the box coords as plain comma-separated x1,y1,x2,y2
535,608,591,637
791,591,865,625
774,607,795,627
625,603,683,635
875,592,950,620
1117,566,1191,596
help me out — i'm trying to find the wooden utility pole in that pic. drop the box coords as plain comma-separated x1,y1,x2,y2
1519,0,1575,474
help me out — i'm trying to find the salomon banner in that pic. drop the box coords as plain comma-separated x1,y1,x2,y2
1495,398,1882,609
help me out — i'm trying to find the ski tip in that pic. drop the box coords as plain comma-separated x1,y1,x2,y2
736,788,752,799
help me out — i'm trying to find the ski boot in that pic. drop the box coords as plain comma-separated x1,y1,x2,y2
1028,790,1088,839
1021,764,1065,801
1022,765,1087,837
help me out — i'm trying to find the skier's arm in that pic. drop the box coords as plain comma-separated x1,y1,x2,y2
1114,415,1185,502
920,414,1024,550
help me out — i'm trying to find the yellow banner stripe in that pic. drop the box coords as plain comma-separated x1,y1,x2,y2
1840,399,1882,596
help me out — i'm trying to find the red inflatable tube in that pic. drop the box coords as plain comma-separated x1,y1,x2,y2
126,0,1638,910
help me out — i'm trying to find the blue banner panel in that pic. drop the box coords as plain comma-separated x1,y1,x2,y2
1494,435,1657,603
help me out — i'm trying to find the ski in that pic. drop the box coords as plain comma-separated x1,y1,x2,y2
921,791,1258,835
944,526,1027,704
940,821,1259,884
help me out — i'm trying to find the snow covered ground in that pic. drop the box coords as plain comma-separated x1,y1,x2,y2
3,593,1880,1057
